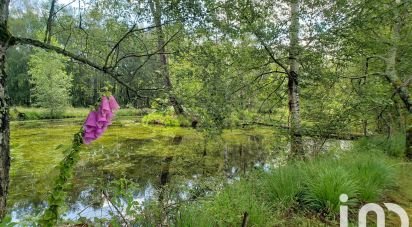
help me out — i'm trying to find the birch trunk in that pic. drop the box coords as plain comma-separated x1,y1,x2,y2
149,0,184,115
0,0,11,219
288,0,303,157
386,0,412,159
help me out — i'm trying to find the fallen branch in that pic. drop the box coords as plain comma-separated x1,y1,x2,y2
241,122,365,140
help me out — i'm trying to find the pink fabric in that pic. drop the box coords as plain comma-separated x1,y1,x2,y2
82,95,120,144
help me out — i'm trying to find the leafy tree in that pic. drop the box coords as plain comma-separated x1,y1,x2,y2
28,49,72,117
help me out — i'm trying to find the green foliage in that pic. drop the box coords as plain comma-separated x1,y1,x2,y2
142,112,190,127
260,163,302,209
39,131,83,226
178,178,275,227
29,49,72,118
354,133,406,157
178,150,398,225
103,178,140,226
346,154,395,202
0,215,16,227
9,107,141,120
301,164,359,217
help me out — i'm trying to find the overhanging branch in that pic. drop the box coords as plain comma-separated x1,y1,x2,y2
12,36,150,98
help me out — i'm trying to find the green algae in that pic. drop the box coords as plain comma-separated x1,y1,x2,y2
9,117,287,222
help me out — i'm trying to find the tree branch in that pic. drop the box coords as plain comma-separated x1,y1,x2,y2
12,36,150,98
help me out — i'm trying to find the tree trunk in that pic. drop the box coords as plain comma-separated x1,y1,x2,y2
0,0,11,219
44,0,56,44
386,0,412,159
407,116,412,160
288,0,303,157
149,0,184,115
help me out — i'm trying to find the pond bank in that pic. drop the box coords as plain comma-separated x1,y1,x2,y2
177,135,411,226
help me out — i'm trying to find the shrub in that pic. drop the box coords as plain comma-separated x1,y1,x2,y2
345,154,395,202
142,112,190,127
354,134,405,157
260,163,303,209
301,163,359,217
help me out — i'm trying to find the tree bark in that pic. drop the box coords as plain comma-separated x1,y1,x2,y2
149,0,184,115
386,0,412,159
288,0,303,157
0,0,11,219
44,0,56,44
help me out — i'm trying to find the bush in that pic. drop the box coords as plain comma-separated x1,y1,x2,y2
354,134,405,157
302,164,359,217
345,153,395,202
260,163,303,209
142,112,190,127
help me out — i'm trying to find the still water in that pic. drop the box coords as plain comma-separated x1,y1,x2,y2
9,116,293,223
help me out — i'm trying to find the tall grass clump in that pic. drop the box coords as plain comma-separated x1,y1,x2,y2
354,133,405,157
299,152,396,218
344,153,395,202
301,162,359,217
177,179,275,226
260,163,303,209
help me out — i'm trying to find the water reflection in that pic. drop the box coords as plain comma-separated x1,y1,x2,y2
10,118,337,223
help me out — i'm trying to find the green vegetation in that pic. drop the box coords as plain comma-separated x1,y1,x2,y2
142,111,191,127
1,0,411,225
10,107,144,121
177,137,401,226
29,49,72,118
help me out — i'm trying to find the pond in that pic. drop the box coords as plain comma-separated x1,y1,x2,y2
9,116,343,223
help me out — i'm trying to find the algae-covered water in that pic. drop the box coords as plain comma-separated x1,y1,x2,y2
9,116,293,222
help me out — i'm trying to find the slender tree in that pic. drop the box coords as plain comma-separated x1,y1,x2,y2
288,0,303,157
149,0,185,115
0,0,10,219
385,0,412,158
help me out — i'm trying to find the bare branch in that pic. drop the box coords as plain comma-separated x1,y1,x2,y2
104,24,137,68
12,36,151,98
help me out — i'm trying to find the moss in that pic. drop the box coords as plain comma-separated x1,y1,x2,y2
9,117,280,223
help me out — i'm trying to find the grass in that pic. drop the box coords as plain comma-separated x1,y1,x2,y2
10,106,146,121
177,135,403,226
177,179,276,227
354,133,405,157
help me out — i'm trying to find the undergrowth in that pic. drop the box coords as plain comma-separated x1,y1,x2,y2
142,112,191,127
10,107,145,121
177,135,402,226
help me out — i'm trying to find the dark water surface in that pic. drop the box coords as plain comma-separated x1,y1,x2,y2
10,117,293,223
